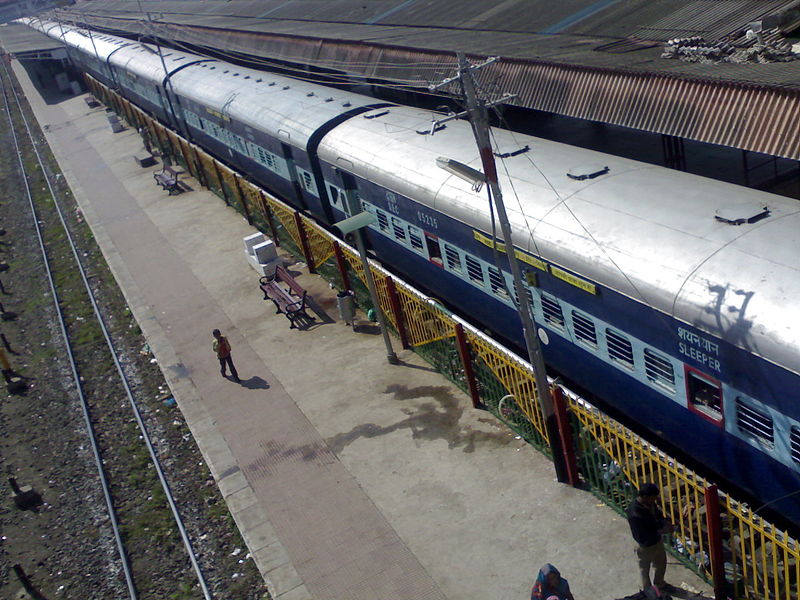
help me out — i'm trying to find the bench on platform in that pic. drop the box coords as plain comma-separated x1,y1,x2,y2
153,165,181,195
258,265,314,329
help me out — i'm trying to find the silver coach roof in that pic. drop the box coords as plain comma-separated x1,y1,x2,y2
29,19,381,151
319,106,800,374
35,20,128,60
28,20,800,375
169,62,379,150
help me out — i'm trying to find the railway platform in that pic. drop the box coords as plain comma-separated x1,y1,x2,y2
11,60,713,600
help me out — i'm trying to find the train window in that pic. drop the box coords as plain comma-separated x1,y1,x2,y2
542,294,565,330
376,210,389,232
791,427,800,464
256,147,275,169
606,328,634,369
525,288,536,314
425,234,443,266
327,185,341,207
444,244,462,273
572,310,597,348
407,225,425,253
687,371,722,421
391,217,407,243
299,171,317,196
736,398,774,448
644,348,675,391
488,267,508,298
465,255,485,286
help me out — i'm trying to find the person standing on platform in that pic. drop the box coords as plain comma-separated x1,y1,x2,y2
212,329,240,382
627,483,678,595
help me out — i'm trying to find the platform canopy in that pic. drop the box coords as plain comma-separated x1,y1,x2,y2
0,0,73,25
33,0,800,160
0,21,65,58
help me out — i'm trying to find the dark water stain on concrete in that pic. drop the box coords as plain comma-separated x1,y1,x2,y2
325,384,510,455
244,438,337,480
167,362,190,378
262,438,335,464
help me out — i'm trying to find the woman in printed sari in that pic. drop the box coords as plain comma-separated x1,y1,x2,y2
530,563,575,600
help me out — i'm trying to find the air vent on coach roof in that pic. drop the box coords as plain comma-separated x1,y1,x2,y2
494,144,530,158
364,109,389,119
567,165,609,181
715,205,770,225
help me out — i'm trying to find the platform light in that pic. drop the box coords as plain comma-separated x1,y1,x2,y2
333,211,377,236
436,157,485,192
333,211,398,365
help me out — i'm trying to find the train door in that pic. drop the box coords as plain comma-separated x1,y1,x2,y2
281,142,308,210
425,233,443,267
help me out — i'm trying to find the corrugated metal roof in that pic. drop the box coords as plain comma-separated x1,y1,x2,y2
0,0,65,25
0,21,64,54
48,0,800,159
632,0,800,41
483,59,800,159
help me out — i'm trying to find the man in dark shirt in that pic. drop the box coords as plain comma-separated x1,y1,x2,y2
627,483,676,594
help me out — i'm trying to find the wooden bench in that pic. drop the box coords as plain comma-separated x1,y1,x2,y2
153,165,181,195
258,265,314,329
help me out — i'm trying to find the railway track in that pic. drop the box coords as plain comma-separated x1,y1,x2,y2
0,60,211,600
0,65,267,599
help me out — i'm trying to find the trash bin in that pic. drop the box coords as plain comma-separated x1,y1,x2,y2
336,290,355,325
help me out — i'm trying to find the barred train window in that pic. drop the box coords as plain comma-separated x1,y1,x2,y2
606,328,634,369
444,244,462,273
736,398,774,447
571,310,597,348
376,210,389,232
488,267,508,298
541,294,565,329
391,217,406,242
687,372,722,420
791,427,800,465
407,225,425,252
525,288,536,313
465,255,484,285
644,348,675,390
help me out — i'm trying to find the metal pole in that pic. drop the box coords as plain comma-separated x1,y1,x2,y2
704,485,728,600
454,51,568,481
355,229,399,364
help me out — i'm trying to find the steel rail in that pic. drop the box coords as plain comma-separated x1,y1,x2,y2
1,64,212,599
0,67,138,599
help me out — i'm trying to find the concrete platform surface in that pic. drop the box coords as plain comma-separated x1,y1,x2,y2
12,60,713,600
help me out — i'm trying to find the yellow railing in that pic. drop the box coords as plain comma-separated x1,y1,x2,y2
91,75,800,600
299,213,335,270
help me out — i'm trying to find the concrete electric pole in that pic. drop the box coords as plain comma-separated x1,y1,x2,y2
430,52,569,482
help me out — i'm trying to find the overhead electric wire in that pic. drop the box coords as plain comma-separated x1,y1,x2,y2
488,120,692,343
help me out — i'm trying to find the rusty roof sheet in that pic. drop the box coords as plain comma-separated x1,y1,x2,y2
48,0,800,159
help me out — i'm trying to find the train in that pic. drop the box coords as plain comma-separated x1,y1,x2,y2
27,19,800,529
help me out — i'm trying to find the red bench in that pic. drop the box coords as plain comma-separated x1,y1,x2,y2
259,265,314,329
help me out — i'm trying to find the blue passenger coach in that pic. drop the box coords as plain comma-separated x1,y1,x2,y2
31,19,800,529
